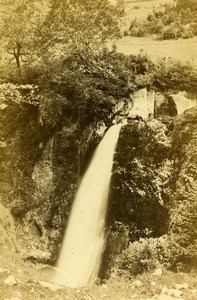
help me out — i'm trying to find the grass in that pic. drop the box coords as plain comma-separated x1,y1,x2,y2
1,263,197,300
115,36,197,66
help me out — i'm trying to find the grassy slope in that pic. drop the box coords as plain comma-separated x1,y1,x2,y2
116,36,197,65
115,0,197,66
1,264,197,299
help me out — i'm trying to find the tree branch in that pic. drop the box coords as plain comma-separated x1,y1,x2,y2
7,50,15,55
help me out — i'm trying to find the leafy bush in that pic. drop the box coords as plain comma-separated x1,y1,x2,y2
129,19,148,37
190,23,197,36
115,235,186,278
151,58,197,92
115,239,159,277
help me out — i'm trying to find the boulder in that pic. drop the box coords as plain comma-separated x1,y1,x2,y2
152,268,163,276
175,283,189,290
131,279,143,288
3,275,17,286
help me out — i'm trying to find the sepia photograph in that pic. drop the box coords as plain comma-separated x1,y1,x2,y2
0,0,197,299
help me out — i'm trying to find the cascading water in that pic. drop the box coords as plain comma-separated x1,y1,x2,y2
52,124,122,288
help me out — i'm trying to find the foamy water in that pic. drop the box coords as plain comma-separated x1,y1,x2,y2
52,124,122,288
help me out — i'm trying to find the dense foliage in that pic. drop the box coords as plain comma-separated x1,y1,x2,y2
36,0,122,58
126,3,197,40
16,51,197,130
168,107,197,270
112,108,197,278
108,119,172,238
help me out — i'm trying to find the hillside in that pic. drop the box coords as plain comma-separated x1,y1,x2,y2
115,0,197,65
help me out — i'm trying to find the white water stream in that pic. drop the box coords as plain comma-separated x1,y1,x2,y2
52,124,122,288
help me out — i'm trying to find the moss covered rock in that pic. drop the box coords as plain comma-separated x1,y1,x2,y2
168,107,197,269
108,118,173,238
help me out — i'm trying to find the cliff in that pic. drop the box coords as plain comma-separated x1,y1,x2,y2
0,84,100,262
0,83,197,273
168,107,197,269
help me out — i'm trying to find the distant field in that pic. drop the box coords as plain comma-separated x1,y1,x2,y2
116,36,197,66
115,0,197,66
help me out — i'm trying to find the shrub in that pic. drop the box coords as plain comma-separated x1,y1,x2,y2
160,28,179,40
151,58,197,93
114,235,186,278
181,28,194,39
115,239,159,277
190,23,197,36
129,19,148,37
133,5,140,10
123,30,129,36
148,21,164,35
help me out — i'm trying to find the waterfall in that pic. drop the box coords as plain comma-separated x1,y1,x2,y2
52,124,122,288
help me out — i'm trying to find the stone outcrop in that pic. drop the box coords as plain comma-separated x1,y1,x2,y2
130,88,155,119
113,88,197,122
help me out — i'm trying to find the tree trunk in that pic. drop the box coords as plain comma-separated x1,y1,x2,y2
14,42,22,68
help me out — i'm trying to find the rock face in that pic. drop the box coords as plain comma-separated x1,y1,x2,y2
0,84,103,262
168,107,197,268
154,94,177,118
114,88,197,122
130,88,155,119
0,88,44,212
108,118,172,237
171,91,197,115
105,105,197,274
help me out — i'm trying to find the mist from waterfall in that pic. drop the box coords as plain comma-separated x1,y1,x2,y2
52,124,122,288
